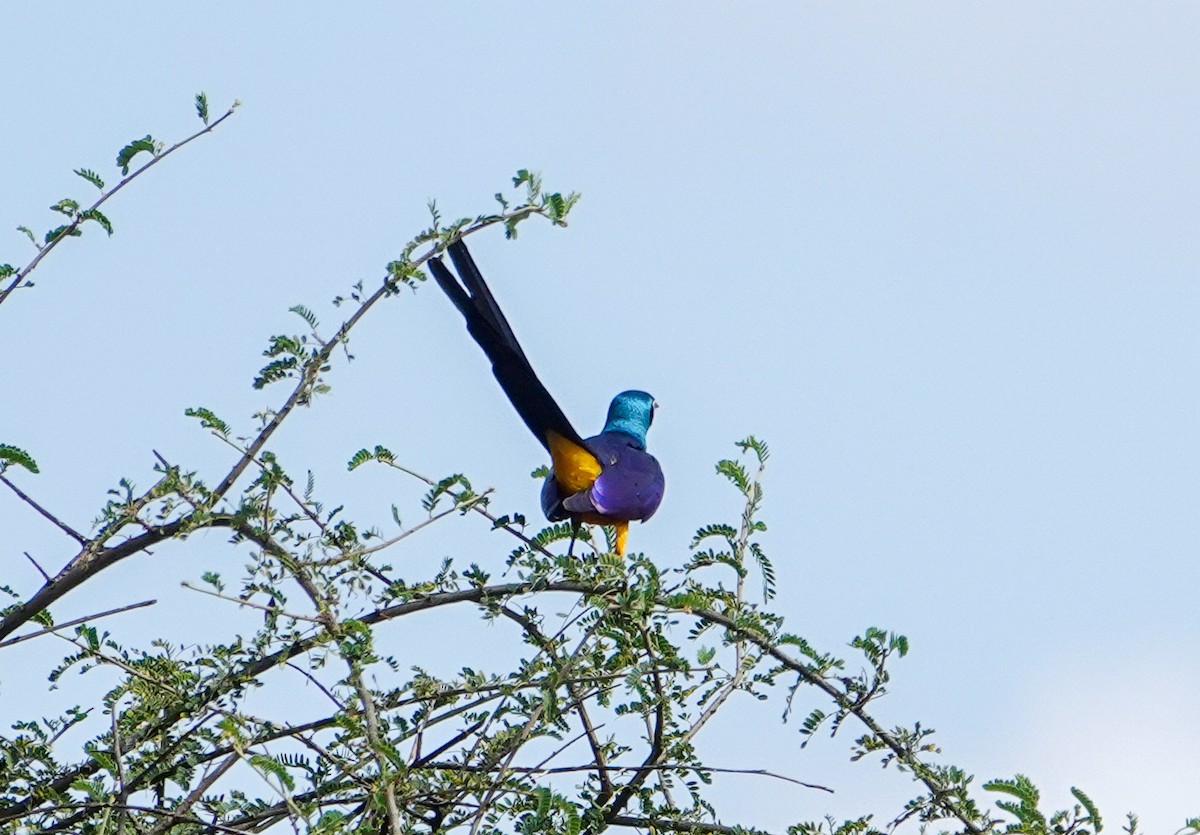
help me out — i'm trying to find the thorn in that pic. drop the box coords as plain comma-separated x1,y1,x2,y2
23,551,51,583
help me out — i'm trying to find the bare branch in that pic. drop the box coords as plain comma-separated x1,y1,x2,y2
0,598,156,649
609,815,781,835
1,474,88,545
180,580,324,624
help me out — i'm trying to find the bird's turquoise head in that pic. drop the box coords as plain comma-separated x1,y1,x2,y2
602,390,656,449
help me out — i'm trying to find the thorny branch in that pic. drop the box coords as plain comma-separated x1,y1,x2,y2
0,206,552,645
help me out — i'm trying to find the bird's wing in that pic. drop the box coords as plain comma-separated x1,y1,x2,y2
429,240,602,485
560,435,665,522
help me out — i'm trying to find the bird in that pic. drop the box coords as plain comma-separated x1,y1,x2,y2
427,239,664,555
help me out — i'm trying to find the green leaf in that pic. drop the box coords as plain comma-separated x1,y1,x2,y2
667,590,711,610
547,191,580,225
50,198,80,216
346,449,372,471
184,406,231,437
0,444,40,474
799,708,827,739
423,473,472,512
195,91,209,124
534,787,551,820
1072,787,1101,832
45,225,82,244
69,777,99,794
736,435,771,463
289,304,319,330
749,541,776,601
74,168,105,189
715,459,749,492
347,445,396,471
116,135,157,175
253,357,299,389
17,226,37,247
313,811,346,833
984,774,1040,804
87,749,117,774
0,264,14,279
544,192,566,221
248,753,295,791
77,624,99,651
691,523,737,548
80,209,113,236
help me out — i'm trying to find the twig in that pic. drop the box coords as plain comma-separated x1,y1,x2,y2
1,475,88,545
467,620,602,835
33,800,254,835
498,604,615,798
0,598,156,648
376,460,561,560
609,815,781,835
348,663,402,835
686,603,985,834
110,704,129,835
530,725,608,774
362,493,491,555
145,754,240,835
52,630,184,698
412,717,489,767
179,581,324,623
0,513,238,644
602,624,670,822
0,104,238,309
22,552,50,582
208,206,544,506
284,661,349,712
420,761,831,793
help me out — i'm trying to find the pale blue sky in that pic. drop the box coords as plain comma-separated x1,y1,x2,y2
2,4,1198,831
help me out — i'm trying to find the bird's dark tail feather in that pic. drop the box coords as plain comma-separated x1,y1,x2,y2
428,239,584,451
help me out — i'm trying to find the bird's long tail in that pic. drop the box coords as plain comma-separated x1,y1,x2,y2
428,239,586,453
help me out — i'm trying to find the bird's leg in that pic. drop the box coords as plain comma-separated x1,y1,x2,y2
613,521,628,556
566,519,581,559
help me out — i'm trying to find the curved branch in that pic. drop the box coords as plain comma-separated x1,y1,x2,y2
0,514,239,642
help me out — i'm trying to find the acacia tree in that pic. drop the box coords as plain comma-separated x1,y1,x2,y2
0,96,1192,835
